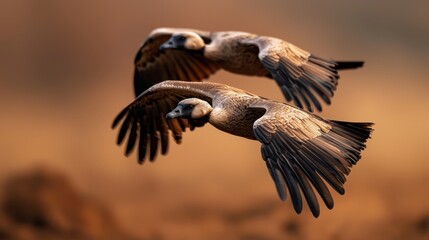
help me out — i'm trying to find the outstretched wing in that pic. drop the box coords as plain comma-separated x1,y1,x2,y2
112,81,220,163
134,28,220,96
251,101,373,217
257,38,363,112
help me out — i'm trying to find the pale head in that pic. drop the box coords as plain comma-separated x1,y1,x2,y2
166,98,213,120
159,32,205,51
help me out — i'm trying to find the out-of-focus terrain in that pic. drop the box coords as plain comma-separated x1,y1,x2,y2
0,168,136,240
0,1,428,239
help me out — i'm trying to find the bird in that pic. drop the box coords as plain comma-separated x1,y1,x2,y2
133,27,364,112
112,80,373,217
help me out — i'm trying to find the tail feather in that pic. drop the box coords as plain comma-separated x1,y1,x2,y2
335,61,364,70
328,121,374,165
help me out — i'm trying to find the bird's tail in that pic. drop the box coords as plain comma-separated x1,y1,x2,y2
328,121,374,167
335,61,364,70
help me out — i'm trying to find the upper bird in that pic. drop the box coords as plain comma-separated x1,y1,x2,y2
112,80,373,217
134,28,364,112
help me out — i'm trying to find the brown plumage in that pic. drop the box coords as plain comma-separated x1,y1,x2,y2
133,28,364,112
112,80,373,217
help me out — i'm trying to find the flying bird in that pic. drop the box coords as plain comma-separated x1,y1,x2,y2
133,28,364,112
112,80,373,217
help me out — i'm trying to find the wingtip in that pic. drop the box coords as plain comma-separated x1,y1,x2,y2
111,118,120,129
294,205,303,214
112,106,130,129
279,193,287,202
311,210,320,218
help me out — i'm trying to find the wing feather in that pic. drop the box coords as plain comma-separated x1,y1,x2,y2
276,155,303,214
138,115,148,163
252,102,373,217
112,81,218,163
264,155,287,201
125,118,138,156
257,38,363,112
117,112,132,145
148,105,159,161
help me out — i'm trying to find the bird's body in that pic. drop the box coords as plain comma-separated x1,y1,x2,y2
209,93,263,140
134,28,364,112
204,32,267,76
112,80,373,217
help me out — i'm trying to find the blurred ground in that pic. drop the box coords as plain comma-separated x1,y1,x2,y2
0,168,135,240
0,0,428,239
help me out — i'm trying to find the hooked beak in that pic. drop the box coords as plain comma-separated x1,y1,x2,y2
159,39,177,51
166,105,184,119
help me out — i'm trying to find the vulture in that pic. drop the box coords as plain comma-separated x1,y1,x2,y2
133,28,364,112
112,80,373,217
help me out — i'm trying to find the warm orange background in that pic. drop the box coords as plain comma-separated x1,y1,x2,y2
1,1,428,239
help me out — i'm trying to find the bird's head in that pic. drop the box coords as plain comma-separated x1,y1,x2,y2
160,32,205,51
166,98,213,120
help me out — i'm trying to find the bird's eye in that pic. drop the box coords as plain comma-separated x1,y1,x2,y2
179,36,186,41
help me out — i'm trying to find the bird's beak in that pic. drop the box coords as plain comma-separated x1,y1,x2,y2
159,40,176,51
166,105,184,119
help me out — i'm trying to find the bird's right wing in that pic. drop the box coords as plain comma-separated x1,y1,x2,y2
250,101,373,217
256,38,363,112
134,28,220,96
112,81,222,163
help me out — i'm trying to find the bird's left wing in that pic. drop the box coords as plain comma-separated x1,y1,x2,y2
112,81,220,163
250,101,373,217
134,28,220,96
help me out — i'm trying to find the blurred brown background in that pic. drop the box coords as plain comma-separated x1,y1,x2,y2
0,0,428,239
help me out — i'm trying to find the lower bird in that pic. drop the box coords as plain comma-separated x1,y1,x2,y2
112,80,373,217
